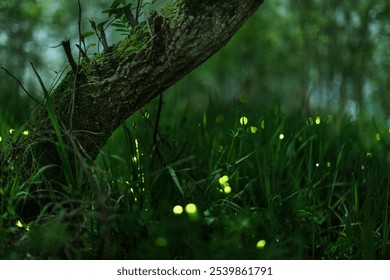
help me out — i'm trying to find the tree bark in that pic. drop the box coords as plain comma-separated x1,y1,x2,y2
4,0,264,214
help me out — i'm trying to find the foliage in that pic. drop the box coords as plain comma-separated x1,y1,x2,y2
1,0,390,260
185,0,390,117
0,0,43,132
1,96,389,259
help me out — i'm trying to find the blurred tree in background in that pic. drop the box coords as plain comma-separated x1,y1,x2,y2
0,0,42,127
167,0,390,120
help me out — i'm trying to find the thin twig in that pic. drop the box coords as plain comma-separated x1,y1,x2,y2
48,60,69,93
30,62,49,99
124,4,138,28
78,0,88,57
153,94,163,146
129,155,196,188
77,0,83,58
136,0,143,23
140,107,169,148
69,0,83,130
98,25,109,51
61,40,78,73
151,94,164,163
0,67,40,103
76,44,88,59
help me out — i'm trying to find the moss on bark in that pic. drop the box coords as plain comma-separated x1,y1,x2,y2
5,0,264,220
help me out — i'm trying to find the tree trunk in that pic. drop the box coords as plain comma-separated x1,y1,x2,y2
3,0,264,217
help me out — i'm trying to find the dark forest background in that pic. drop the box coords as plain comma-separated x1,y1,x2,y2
1,0,389,259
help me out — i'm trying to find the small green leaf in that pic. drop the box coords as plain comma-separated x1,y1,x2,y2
97,20,108,30
103,7,124,18
112,22,126,28
116,28,131,33
167,166,184,197
83,31,95,38
110,0,126,9
89,19,96,31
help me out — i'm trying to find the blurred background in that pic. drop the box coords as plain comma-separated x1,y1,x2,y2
1,1,390,260
1,0,390,138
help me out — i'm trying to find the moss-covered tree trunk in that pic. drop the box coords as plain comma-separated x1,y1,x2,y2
4,0,264,217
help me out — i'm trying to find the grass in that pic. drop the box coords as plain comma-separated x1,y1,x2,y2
0,95,389,259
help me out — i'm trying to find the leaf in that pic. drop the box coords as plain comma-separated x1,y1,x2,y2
112,22,126,28
83,31,95,38
167,166,184,197
116,28,131,33
110,0,126,9
97,20,108,30
89,19,96,31
234,152,255,165
103,7,124,18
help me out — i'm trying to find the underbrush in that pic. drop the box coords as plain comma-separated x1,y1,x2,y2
1,98,389,259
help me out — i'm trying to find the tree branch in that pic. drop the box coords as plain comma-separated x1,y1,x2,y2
13,0,264,188
0,67,40,103
61,39,77,73
123,4,138,28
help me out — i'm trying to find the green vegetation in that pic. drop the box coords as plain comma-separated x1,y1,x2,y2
1,0,390,260
1,95,389,259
